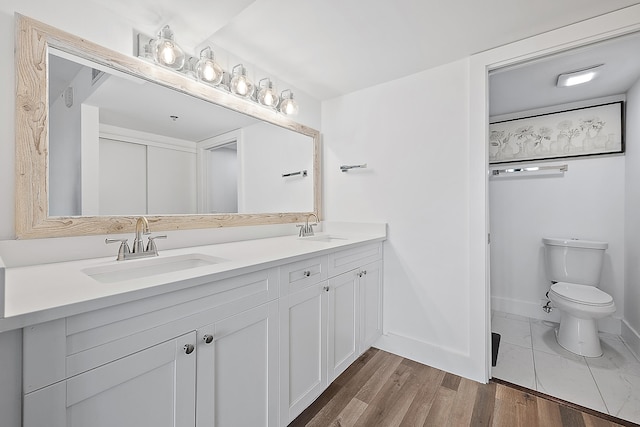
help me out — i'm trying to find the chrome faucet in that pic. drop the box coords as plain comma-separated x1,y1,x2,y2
298,213,319,237
105,216,167,261
133,216,150,253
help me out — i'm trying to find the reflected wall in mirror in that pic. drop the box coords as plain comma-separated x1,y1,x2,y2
15,14,321,238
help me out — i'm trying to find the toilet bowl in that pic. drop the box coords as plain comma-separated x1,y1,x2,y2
548,282,615,357
542,237,616,357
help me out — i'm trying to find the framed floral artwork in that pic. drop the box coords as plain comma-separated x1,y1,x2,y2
489,101,624,164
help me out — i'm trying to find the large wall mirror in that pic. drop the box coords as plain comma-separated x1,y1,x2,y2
15,14,321,239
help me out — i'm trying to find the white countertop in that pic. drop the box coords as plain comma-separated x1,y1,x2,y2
0,228,385,333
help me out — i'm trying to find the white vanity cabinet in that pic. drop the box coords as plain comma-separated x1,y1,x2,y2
24,331,197,427
278,256,329,424
22,267,279,427
196,300,279,427
280,243,383,425
18,238,384,427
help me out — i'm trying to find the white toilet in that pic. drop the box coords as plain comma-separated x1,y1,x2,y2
542,237,616,357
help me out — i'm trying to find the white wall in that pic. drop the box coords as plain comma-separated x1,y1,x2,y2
625,76,640,356
322,58,484,379
489,155,625,332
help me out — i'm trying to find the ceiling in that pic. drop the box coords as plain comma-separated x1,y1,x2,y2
84,0,640,101
50,53,262,141
490,31,640,116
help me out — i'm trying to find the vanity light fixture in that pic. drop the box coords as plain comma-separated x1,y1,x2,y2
151,25,185,71
556,64,603,87
257,78,280,108
196,47,224,86
230,64,254,98
279,89,299,116
136,29,300,114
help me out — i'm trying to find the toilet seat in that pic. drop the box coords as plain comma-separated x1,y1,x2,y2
550,282,613,306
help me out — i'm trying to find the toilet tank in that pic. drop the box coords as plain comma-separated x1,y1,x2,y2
542,237,608,286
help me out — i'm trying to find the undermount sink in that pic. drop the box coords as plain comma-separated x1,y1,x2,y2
299,235,349,243
83,253,227,283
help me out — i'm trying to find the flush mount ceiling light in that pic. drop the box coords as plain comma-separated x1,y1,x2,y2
556,64,604,87
279,89,299,116
257,78,279,108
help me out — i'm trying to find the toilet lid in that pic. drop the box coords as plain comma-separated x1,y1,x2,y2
550,282,613,306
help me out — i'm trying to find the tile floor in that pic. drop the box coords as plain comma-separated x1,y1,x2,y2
491,310,640,425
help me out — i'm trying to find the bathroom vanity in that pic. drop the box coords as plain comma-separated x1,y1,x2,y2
0,228,384,427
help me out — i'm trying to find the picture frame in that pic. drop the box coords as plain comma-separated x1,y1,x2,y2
489,101,624,164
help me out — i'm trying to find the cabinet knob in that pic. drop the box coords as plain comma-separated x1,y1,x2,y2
303,270,311,277
323,286,330,292
203,334,214,344
362,270,367,275
184,344,195,355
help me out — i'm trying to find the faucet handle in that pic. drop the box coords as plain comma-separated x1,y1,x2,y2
146,234,167,254
105,238,130,261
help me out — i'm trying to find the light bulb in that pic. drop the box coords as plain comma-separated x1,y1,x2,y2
196,47,223,85
279,90,299,116
159,41,177,65
257,78,279,108
230,64,254,98
152,26,185,71
236,78,248,95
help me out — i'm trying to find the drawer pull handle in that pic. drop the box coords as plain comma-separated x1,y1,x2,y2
303,270,311,277
184,344,195,355
203,334,214,344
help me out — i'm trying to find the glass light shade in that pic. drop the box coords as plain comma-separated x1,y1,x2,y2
257,79,279,107
279,91,299,116
196,47,223,85
230,65,254,98
152,25,185,70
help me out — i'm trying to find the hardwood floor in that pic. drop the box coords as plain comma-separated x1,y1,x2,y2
289,348,636,427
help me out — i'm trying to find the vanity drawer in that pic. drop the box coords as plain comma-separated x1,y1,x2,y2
328,242,383,277
279,256,328,295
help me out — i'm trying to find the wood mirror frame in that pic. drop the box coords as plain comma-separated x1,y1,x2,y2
14,14,321,239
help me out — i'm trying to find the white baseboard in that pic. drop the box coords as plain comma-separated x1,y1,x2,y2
374,332,488,384
491,295,621,334
622,320,640,361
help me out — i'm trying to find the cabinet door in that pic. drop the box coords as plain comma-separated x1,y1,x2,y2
24,331,197,427
280,282,328,425
196,301,279,427
359,260,383,353
327,270,359,382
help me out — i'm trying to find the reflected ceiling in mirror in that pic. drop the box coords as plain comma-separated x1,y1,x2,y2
15,14,321,239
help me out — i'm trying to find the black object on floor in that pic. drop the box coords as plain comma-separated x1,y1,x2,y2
492,332,501,367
